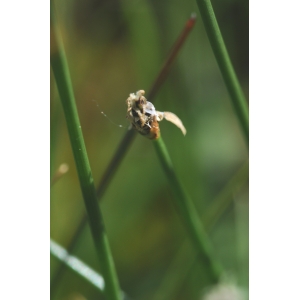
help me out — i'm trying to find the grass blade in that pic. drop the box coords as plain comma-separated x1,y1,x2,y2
195,0,249,144
50,4,121,300
153,136,223,283
50,14,197,293
50,239,105,292
50,240,131,299
152,160,249,299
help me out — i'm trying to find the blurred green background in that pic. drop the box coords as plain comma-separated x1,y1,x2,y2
50,0,249,299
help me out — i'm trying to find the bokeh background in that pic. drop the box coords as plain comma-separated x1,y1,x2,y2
50,0,249,299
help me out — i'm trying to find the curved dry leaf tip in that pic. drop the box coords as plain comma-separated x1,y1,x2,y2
163,111,187,136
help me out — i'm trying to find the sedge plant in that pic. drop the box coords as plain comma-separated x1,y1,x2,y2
51,14,199,295
51,1,248,297
51,3,121,299
195,0,249,143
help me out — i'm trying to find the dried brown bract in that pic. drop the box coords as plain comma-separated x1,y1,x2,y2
126,90,186,140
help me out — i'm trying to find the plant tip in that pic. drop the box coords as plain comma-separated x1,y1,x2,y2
126,91,186,139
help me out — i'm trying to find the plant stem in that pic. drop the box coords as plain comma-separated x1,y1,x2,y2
50,14,197,294
50,3,121,299
195,0,249,144
95,13,197,197
147,13,197,102
153,136,223,283
152,160,249,299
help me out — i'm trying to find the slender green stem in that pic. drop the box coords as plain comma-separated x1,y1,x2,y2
50,14,197,294
95,13,197,198
153,136,223,283
50,4,120,300
152,160,249,299
195,0,249,144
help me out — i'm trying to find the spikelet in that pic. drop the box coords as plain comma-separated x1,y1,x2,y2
126,90,186,139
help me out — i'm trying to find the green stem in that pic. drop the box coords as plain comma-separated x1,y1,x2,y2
50,14,197,294
152,160,248,299
153,136,223,283
195,0,249,144
50,4,120,300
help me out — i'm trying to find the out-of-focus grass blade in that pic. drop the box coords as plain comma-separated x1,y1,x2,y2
50,240,130,300
195,0,249,144
50,3,121,299
50,239,105,292
50,13,197,294
152,160,249,299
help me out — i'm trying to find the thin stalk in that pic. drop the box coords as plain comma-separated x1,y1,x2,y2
153,136,223,283
152,160,249,299
195,0,249,144
50,4,121,300
96,13,197,197
147,13,197,101
50,14,197,294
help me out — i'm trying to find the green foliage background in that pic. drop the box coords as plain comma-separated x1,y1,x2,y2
50,0,248,299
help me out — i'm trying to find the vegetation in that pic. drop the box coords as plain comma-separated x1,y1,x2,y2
51,0,249,299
